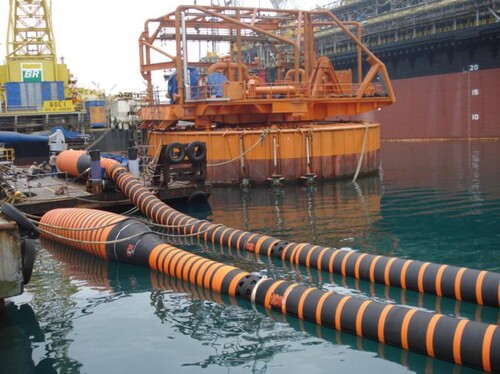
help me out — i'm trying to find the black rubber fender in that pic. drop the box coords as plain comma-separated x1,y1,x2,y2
187,190,208,204
186,141,207,163
21,238,36,284
0,202,40,238
164,142,186,164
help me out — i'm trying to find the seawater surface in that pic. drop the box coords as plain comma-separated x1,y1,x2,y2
2,141,500,374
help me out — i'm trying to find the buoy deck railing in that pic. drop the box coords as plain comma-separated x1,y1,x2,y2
101,161,500,308
39,208,500,372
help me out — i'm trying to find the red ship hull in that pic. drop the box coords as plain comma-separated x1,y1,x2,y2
360,68,500,139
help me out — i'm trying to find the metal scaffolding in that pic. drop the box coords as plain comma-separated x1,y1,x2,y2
6,0,56,62
138,5,395,129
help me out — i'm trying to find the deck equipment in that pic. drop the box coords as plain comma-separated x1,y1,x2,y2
139,5,395,129
138,5,396,183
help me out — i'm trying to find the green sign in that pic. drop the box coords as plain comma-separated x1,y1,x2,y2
21,63,43,82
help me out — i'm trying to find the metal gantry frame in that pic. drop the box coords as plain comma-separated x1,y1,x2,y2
6,0,56,62
138,5,395,129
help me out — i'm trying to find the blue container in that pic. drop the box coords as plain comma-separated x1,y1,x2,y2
85,100,106,110
5,81,65,111
5,82,22,109
41,81,64,101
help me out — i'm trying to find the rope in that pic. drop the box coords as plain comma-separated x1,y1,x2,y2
68,168,90,183
37,219,121,232
2,190,27,204
38,217,222,240
142,146,164,180
85,128,112,150
206,128,271,167
25,212,42,220
122,206,139,215
153,223,223,238
38,226,151,245
134,215,212,230
72,196,132,204
31,205,207,231
351,122,369,184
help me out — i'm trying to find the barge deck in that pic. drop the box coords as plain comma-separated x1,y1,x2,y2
0,159,211,217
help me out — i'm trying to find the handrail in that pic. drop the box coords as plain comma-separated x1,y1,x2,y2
0,148,15,163
164,81,390,102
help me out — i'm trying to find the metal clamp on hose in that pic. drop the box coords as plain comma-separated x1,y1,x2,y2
250,276,268,305
235,273,262,300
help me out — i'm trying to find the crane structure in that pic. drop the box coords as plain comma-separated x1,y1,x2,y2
269,0,300,9
138,4,395,130
0,0,88,130
6,0,56,64
1,0,71,91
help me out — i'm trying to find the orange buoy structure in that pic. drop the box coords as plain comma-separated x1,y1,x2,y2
148,123,380,183
104,161,500,308
138,5,396,183
39,207,500,372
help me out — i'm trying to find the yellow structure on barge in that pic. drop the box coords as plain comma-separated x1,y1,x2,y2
139,4,395,184
0,0,94,131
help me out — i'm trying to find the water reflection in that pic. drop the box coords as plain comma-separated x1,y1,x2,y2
208,175,383,252
24,247,84,373
162,176,387,260
29,239,487,373
153,232,500,326
0,302,57,373
201,141,500,271
379,141,500,270
5,141,499,373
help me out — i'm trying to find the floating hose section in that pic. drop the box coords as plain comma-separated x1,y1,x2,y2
105,162,500,308
56,149,118,178
56,150,90,177
39,207,500,372
40,208,250,297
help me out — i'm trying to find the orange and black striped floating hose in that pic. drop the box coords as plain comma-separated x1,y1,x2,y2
40,208,250,298
104,162,500,308
40,208,500,372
